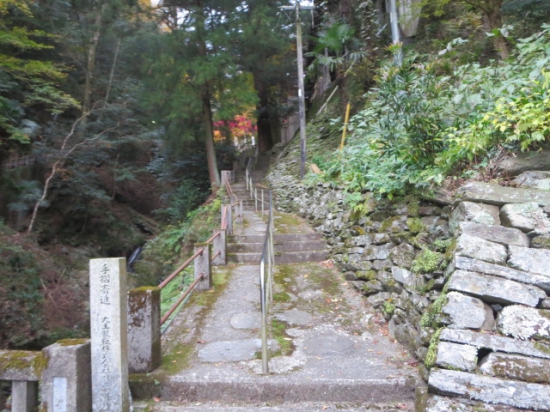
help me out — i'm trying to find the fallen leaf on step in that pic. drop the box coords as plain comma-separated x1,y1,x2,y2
153,397,161,402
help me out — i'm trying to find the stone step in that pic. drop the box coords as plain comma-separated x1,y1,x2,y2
232,233,323,243
228,250,329,264
134,401,415,411
132,376,416,406
228,240,327,254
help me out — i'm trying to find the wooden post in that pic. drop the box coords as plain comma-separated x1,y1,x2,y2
194,243,212,291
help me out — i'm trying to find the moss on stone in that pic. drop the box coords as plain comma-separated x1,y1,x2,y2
0,350,48,377
424,327,443,369
160,342,194,374
382,301,396,317
421,293,448,329
406,217,425,235
379,216,400,233
356,270,377,281
411,249,444,274
432,238,452,253
407,199,420,217
56,338,89,347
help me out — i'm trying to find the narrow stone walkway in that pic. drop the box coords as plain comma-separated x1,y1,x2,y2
133,181,420,411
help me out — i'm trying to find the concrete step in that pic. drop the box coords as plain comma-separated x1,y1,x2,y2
134,401,415,412
132,376,415,406
232,233,323,243
228,250,329,264
228,240,327,254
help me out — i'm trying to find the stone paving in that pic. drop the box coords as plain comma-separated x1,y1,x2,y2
133,183,420,411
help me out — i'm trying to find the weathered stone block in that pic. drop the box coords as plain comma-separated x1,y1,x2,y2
389,243,416,268
457,222,529,247
440,328,550,359
362,244,394,260
442,292,488,330
419,206,442,216
513,170,550,190
426,394,526,412
128,287,161,374
497,305,550,340
454,234,508,265
41,339,92,412
450,201,500,234
456,181,550,207
428,369,550,410
449,255,550,293
479,352,550,383
391,267,416,289
435,341,478,371
447,270,546,307
0,350,43,381
501,202,550,234
532,234,550,250
353,234,372,246
497,151,550,176
508,245,550,279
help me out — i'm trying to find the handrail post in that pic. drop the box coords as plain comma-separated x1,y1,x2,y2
226,204,233,235
12,381,38,412
194,244,212,291
221,170,231,187
261,189,264,215
128,287,161,373
255,188,258,212
212,229,227,266
239,200,243,223
260,260,269,375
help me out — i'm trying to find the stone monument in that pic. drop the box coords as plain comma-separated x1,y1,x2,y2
90,258,130,412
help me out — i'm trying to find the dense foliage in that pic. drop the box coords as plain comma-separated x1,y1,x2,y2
310,24,550,199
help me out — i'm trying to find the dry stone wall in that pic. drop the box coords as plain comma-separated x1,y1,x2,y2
268,162,550,411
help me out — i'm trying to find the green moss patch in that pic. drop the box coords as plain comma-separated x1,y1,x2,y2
412,249,445,274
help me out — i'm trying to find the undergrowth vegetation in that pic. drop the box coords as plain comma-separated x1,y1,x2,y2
309,24,550,200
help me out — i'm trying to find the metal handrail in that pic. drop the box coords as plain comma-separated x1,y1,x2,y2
160,274,203,325
158,247,205,290
245,158,270,215
259,190,275,374
158,175,241,332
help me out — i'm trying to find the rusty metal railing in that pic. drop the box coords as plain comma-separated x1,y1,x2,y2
158,173,240,332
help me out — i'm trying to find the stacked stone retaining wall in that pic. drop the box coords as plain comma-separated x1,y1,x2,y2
268,161,550,411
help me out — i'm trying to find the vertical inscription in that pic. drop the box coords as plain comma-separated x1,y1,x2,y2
90,258,129,412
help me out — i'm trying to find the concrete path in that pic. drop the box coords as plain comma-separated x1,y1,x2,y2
133,183,420,411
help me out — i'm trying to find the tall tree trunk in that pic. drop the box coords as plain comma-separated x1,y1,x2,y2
253,74,275,153
83,10,103,114
485,7,509,60
202,89,220,188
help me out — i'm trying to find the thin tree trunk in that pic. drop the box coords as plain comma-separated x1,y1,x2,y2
103,38,122,111
202,90,220,188
83,9,103,114
485,8,509,60
27,115,116,234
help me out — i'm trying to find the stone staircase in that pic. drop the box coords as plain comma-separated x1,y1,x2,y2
132,169,420,411
228,183,329,265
